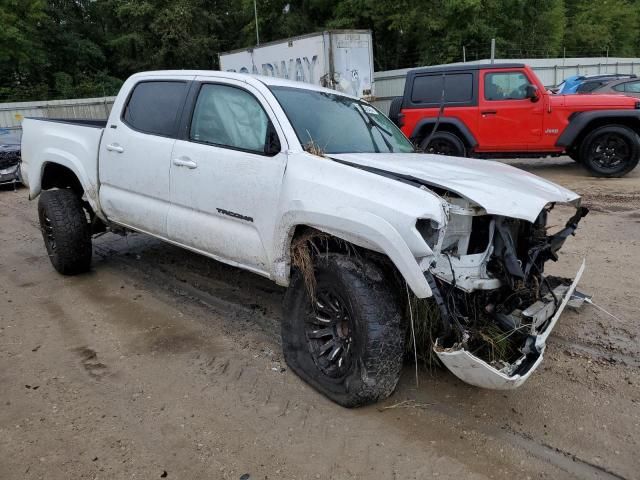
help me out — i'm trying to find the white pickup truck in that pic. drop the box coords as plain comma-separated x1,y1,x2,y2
21,70,588,407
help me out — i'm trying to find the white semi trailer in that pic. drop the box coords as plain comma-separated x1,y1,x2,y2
219,30,374,98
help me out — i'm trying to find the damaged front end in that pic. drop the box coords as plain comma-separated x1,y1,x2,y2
420,195,589,389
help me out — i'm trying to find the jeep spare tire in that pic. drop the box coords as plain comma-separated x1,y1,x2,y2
420,131,466,157
282,254,405,408
579,125,640,177
387,96,403,127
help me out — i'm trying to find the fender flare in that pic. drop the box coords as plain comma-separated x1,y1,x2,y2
556,110,640,147
272,207,433,299
410,117,478,148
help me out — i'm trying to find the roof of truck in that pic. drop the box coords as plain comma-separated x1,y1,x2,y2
408,63,526,75
128,70,360,99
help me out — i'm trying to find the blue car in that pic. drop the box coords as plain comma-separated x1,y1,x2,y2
557,74,637,94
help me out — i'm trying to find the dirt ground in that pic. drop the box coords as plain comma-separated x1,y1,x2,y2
1,157,639,480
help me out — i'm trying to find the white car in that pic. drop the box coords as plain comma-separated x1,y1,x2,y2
20,71,587,407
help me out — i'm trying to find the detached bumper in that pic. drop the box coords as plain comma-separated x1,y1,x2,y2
435,259,586,390
0,163,21,185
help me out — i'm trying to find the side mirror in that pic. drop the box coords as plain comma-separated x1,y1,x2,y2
525,84,540,102
264,121,281,156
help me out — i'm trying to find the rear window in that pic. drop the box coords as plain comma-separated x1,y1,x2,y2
411,73,473,104
123,81,188,136
576,81,605,93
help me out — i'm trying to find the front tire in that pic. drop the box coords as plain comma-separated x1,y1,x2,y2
579,125,640,177
38,189,92,275
282,254,405,407
420,131,466,157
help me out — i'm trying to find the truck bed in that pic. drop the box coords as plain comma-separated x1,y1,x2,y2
20,117,105,209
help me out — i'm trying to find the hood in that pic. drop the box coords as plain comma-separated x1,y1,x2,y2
551,93,638,108
330,153,579,222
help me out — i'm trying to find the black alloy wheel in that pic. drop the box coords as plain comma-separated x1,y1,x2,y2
304,286,354,378
580,125,640,177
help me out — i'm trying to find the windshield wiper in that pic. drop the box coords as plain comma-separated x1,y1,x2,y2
352,106,381,153
355,105,395,153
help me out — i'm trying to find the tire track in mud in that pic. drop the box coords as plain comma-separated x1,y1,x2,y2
551,335,640,368
93,236,631,480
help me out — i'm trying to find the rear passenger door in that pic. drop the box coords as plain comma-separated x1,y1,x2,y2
99,77,192,237
167,79,287,275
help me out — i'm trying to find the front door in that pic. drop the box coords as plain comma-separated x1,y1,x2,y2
477,70,543,151
167,79,287,276
99,78,192,236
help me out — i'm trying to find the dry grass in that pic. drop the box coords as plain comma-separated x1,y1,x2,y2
405,293,444,368
303,139,326,157
290,229,329,300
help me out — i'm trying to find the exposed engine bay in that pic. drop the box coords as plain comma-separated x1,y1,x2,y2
421,194,589,389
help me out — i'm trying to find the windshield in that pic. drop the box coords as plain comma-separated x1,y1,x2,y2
270,86,414,154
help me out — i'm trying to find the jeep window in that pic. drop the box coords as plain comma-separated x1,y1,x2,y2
190,84,270,154
484,72,530,100
123,81,188,136
270,86,414,154
411,73,473,104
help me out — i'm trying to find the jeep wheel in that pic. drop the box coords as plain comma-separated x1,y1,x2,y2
282,254,405,407
579,125,640,177
38,189,92,275
420,131,466,157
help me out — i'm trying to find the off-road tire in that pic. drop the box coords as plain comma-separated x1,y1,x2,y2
420,131,466,157
282,254,405,408
38,189,92,275
579,125,640,177
388,97,403,126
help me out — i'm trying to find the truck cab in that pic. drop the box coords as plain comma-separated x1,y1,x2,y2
392,63,640,177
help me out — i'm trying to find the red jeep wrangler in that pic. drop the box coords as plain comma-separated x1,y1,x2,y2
389,63,640,177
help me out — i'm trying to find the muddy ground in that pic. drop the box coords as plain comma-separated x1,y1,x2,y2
1,158,639,480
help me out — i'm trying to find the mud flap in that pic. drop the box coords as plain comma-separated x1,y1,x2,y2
435,259,586,390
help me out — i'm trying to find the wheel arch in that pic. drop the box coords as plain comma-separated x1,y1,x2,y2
32,158,101,217
557,111,640,150
41,162,84,194
410,117,478,149
273,213,433,299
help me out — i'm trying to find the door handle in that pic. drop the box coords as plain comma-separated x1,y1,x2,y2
173,157,198,169
481,111,497,116
106,143,124,153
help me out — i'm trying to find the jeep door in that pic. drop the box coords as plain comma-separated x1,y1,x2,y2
167,78,287,276
99,77,193,236
477,69,543,150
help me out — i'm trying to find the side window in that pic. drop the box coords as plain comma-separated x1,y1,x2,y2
613,83,626,92
190,84,270,154
484,72,530,100
123,81,188,136
624,81,640,93
411,73,473,104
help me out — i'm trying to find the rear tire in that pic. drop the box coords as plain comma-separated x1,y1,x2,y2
578,125,640,177
38,189,92,275
282,254,405,408
420,131,466,157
